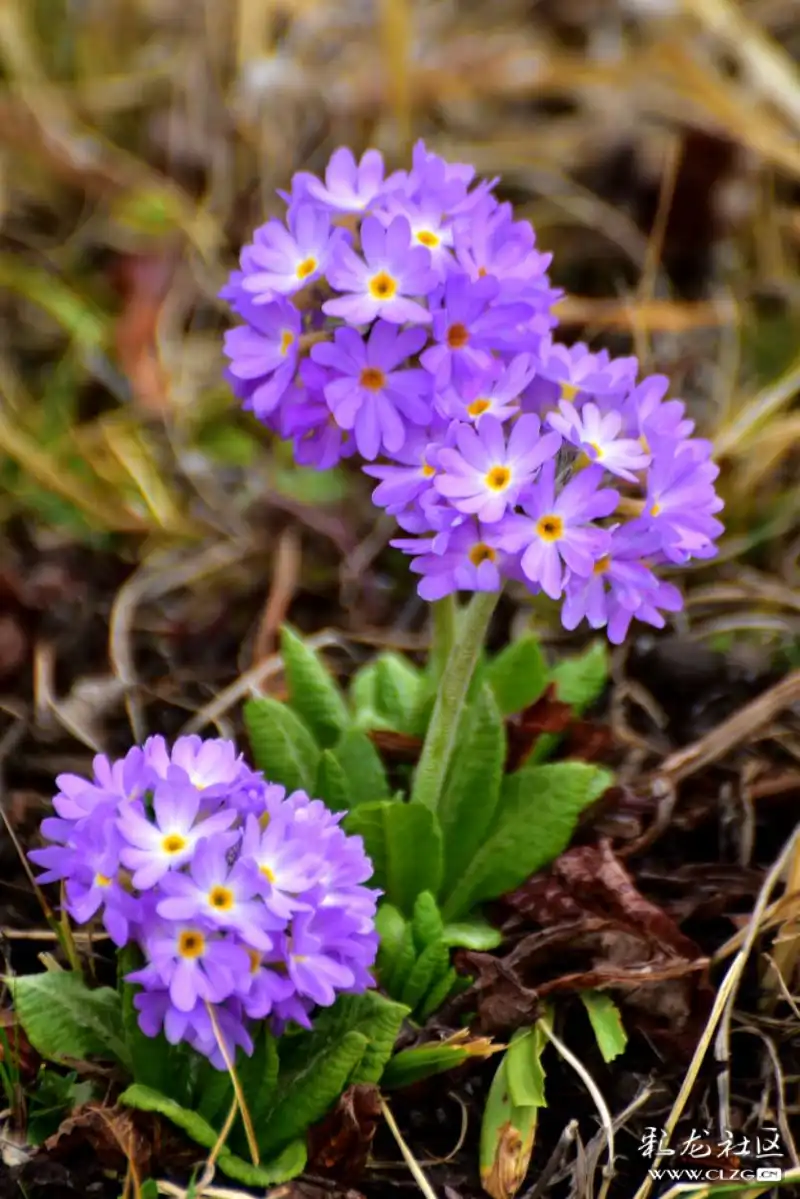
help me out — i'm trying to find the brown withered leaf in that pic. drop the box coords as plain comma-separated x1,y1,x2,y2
453,841,711,1045
367,729,423,764
0,1010,40,1082
112,250,180,417
307,1083,381,1181
267,1185,366,1199
505,684,573,773
43,1103,154,1178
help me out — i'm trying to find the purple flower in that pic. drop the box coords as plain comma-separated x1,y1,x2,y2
279,360,356,470
499,461,619,598
286,910,356,1008
294,147,395,213
547,400,650,482
129,924,250,1013
363,420,452,515
143,735,251,796
561,524,682,642
135,992,254,1069
645,441,724,562
117,780,238,890
420,276,533,387
523,338,638,415
240,812,322,921
323,215,437,325
311,322,431,459
454,200,556,305
436,354,535,424
392,519,512,600
222,300,300,418
156,840,280,950
434,414,561,523
240,205,343,301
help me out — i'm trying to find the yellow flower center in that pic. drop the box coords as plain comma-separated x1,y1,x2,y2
639,433,650,454
593,555,612,575
416,229,440,248
446,323,470,349
369,271,398,300
359,366,386,391
208,885,234,911
162,833,187,855
485,465,511,491
95,873,112,888
178,930,205,959
560,382,579,402
421,462,436,478
589,441,603,459
247,949,262,975
468,398,491,417
650,502,662,517
477,266,488,278
279,329,295,356
260,864,276,884
469,543,497,566
296,256,317,280
536,514,564,542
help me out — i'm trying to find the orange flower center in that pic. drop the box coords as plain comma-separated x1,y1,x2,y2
208,886,234,911
593,555,612,575
95,873,112,888
536,514,564,542
162,833,187,855
178,930,205,959
485,465,511,491
359,367,386,391
560,382,579,402
421,462,436,478
446,323,470,349
468,398,491,417
369,271,397,300
295,256,317,280
416,229,440,248
279,329,295,356
650,502,662,517
260,864,276,884
469,543,497,566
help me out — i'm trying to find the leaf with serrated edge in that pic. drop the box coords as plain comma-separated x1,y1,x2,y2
345,800,443,916
260,1031,367,1154
374,653,423,731
580,991,628,1063
417,966,458,1022
334,728,390,805
438,684,505,902
486,636,548,716
441,763,613,920
411,891,444,953
401,940,450,1012
243,696,319,793
442,918,502,950
119,1084,305,1185
280,625,349,748
382,1034,499,1089
13,973,130,1069
551,642,608,713
314,750,351,812
375,904,407,987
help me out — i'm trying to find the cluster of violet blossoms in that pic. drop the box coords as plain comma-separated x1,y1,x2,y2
29,736,378,1067
222,142,724,642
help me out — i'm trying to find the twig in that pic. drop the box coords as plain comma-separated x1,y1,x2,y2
379,1096,440,1199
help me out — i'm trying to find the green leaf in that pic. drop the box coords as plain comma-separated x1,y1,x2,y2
280,625,349,748
382,1037,499,1089
374,653,423,732
119,948,192,1102
12,972,130,1069
580,991,628,1063
442,918,503,951
344,801,443,915
119,1084,305,1185
375,904,408,987
400,941,450,1013
416,966,458,1022
334,728,391,805
384,924,417,998
277,991,408,1088
480,1048,538,1199
411,891,444,953
243,696,319,792
506,1026,547,1108
350,661,380,716
441,763,613,920
438,684,505,902
551,642,609,713
261,1031,367,1154
314,750,352,812
485,636,547,716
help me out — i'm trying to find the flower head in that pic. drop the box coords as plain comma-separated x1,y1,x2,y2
323,215,437,326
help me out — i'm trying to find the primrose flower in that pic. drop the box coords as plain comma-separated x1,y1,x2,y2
500,461,619,599
221,139,724,640
129,923,251,1013
240,205,343,301
311,321,431,459
324,215,436,325
434,414,561,523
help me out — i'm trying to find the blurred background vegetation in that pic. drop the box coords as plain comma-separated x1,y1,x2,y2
1,0,800,714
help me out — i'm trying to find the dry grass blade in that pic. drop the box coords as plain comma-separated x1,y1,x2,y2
379,1096,440,1199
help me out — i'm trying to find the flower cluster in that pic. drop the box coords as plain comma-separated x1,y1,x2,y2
223,142,724,643
29,736,379,1067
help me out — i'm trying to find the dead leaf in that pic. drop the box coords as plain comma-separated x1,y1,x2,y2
43,1103,153,1179
308,1083,381,1181
505,684,574,773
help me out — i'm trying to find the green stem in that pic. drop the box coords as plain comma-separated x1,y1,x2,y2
429,595,458,682
412,589,500,811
